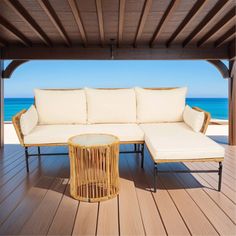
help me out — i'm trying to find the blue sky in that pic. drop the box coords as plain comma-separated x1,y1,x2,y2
4,60,228,98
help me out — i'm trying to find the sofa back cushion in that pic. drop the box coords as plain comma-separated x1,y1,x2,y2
35,89,87,124
86,88,136,123
135,87,187,123
20,105,38,135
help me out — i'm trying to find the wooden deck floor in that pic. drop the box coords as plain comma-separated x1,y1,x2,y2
0,142,235,235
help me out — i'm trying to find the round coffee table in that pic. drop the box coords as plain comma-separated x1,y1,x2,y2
68,133,120,202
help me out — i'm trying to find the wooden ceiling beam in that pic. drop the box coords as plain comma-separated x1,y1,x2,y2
2,60,29,78
37,0,71,46
183,0,229,47
118,0,126,47
166,0,206,47
2,47,228,60
4,0,52,46
0,15,31,47
197,8,235,47
150,0,180,47
207,60,230,79
215,26,236,48
95,0,105,47
229,39,236,61
134,0,152,47
0,37,7,47
67,0,87,47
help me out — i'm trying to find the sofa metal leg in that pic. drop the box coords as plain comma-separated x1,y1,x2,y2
218,162,223,191
154,163,158,192
25,147,29,173
38,146,41,157
141,144,144,169
38,146,41,165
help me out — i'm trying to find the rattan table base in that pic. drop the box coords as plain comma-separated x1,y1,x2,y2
68,134,120,202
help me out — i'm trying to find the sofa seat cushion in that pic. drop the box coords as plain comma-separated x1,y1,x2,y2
24,125,87,145
24,124,144,145
140,123,224,162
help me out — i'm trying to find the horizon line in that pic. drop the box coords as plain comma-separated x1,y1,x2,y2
4,97,229,99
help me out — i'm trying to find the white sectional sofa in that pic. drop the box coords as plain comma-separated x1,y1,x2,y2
13,87,224,191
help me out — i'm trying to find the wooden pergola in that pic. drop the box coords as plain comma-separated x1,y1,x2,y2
0,0,235,146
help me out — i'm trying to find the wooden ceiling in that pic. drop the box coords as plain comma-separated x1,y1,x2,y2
0,0,235,59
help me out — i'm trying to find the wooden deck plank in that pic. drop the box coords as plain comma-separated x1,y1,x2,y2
20,177,68,235
189,162,236,204
47,183,79,236
0,157,65,235
0,146,38,168
72,202,98,235
0,156,57,225
0,143,235,236
97,197,119,236
0,144,20,153
224,145,236,157
184,163,236,224
0,147,46,179
223,151,236,161
0,145,22,162
0,147,41,175
126,154,167,235
206,163,236,191
0,176,56,235
0,156,35,187
156,164,219,235
0,157,38,203
0,156,26,178
211,153,236,169
179,161,236,192
0,148,24,169
224,153,236,162
169,163,236,235
0,148,58,203
0,151,24,170
223,156,236,166
143,153,191,235
224,155,236,164
118,154,145,236
207,162,236,181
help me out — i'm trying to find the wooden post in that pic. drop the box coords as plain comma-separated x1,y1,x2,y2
0,60,4,147
229,59,236,145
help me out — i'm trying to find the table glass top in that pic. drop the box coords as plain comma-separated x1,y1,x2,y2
69,134,119,147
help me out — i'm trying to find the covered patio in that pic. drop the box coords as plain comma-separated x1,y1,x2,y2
0,0,235,235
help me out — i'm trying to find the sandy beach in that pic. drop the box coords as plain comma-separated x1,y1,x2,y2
4,123,229,145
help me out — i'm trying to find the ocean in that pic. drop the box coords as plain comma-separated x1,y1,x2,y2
4,98,228,122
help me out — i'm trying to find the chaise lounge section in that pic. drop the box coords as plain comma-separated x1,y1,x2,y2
12,87,224,191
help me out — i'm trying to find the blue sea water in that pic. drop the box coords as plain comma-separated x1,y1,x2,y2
187,98,228,120
5,98,34,122
4,98,228,121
